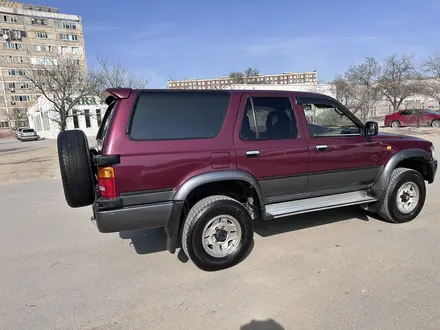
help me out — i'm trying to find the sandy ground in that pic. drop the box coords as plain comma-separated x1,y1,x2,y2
0,139,60,185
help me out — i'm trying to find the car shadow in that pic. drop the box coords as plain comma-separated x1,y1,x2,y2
119,227,167,255
255,205,369,237
119,206,371,256
241,319,285,330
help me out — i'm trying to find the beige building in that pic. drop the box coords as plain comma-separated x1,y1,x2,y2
0,0,86,129
167,71,318,90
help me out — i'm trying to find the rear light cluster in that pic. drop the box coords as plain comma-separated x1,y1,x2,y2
97,166,116,199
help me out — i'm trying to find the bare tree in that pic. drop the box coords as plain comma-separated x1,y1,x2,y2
421,53,440,104
90,56,148,95
26,52,96,131
228,67,262,85
228,72,245,84
376,54,420,113
332,75,353,107
344,57,381,121
244,67,261,83
8,108,28,127
331,58,381,122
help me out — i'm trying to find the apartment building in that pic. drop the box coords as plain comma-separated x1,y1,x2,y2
0,1,86,129
167,71,318,89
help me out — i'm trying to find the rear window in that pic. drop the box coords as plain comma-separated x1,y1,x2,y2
22,129,34,133
129,91,230,140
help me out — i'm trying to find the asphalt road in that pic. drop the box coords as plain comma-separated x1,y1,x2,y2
1,136,440,330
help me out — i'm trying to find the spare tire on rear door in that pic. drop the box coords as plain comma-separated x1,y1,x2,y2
57,130,95,208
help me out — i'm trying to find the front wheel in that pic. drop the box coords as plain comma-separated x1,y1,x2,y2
432,120,440,128
181,195,254,271
391,121,401,128
379,168,426,223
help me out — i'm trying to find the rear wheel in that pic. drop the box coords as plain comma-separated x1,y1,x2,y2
432,120,440,128
391,121,400,128
57,130,95,208
182,195,254,271
379,168,426,223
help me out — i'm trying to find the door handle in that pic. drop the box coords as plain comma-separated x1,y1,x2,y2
246,150,260,157
315,144,328,152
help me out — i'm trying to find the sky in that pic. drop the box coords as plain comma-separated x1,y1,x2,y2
40,0,440,88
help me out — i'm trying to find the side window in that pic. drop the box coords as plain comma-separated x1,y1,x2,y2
302,102,361,137
240,97,297,141
400,111,410,115
130,92,230,140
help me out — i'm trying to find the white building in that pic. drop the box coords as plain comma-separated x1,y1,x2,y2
27,95,106,139
225,83,337,98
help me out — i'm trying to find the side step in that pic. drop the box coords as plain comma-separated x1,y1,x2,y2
265,190,377,219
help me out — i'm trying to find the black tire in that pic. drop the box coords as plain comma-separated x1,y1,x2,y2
391,121,400,128
57,130,95,208
379,167,426,223
182,195,254,271
432,120,440,128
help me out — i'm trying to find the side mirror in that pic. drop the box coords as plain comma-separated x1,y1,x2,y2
365,121,378,136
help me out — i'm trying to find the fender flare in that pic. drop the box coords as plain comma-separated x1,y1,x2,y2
172,170,264,204
370,148,431,199
165,170,264,254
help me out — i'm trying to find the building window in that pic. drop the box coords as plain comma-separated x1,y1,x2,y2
84,109,91,128
57,21,78,30
8,69,26,76
96,109,102,126
31,18,47,26
71,46,82,54
4,42,23,50
73,110,79,128
36,32,49,39
6,56,26,63
42,112,50,131
12,95,30,102
60,34,78,41
31,57,56,65
3,15,18,23
8,82,31,89
33,45,42,52
46,45,53,52
2,29,26,39
0,121,9,128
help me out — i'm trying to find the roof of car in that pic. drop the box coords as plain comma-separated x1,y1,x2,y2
103,87,339,106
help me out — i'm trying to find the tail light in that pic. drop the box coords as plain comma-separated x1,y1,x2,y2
97,166,116,199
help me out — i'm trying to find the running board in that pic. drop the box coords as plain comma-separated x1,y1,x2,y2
265,190,377,219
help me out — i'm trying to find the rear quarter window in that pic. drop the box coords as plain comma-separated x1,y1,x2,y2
129,91,230,140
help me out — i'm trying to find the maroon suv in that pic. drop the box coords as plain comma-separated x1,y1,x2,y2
57,89,438,271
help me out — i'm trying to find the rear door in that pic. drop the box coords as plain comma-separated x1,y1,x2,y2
234,93,309,204
296,96,383,196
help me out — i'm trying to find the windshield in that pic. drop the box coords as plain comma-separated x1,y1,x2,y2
96,100,117,141
426,109,439,115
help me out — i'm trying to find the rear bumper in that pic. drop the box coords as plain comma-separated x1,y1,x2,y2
94,201,173,233
20,135,39,141
93,197,184,254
